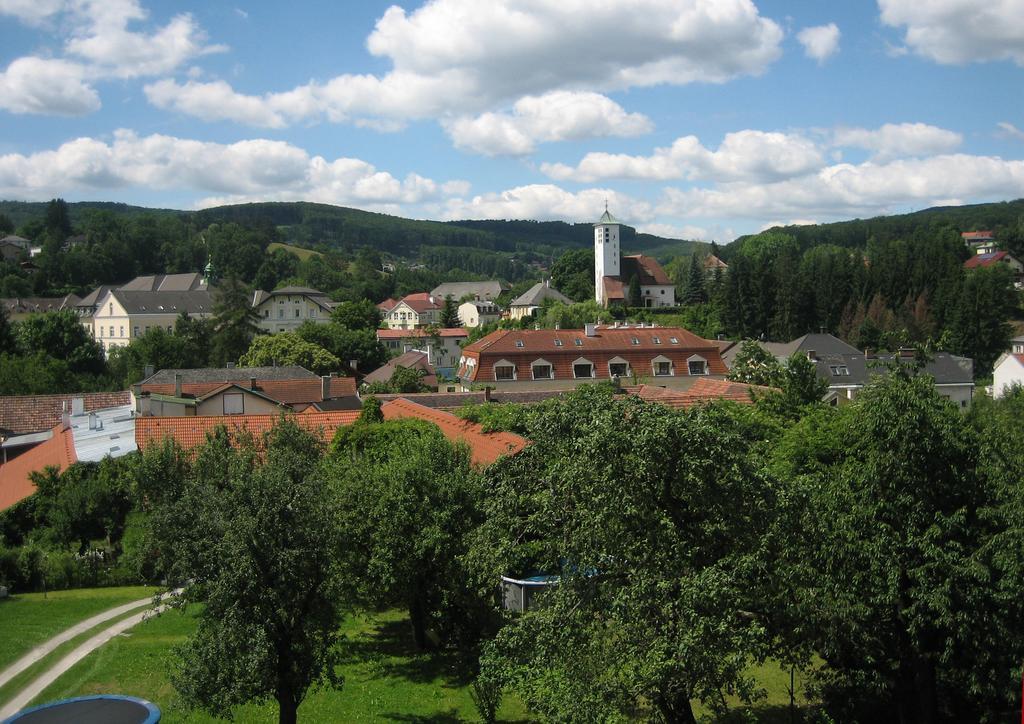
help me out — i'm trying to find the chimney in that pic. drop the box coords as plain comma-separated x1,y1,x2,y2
864,347,873,359
174,373,182,398
899,347,915,359
249,376,257,390
143,364,154,379
806,350,816,361
349,359,358,372
322,375,331,401
88,412,98,430
554,323,560,330
71,397,85,416
585,323,597,337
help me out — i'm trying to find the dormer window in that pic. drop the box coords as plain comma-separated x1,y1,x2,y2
554,339,563,347
631,337,640,345
574,339,583,346
669,337,679,344
829,365,850,376
687,355,708,375
652,337,661,344
515,340,525,348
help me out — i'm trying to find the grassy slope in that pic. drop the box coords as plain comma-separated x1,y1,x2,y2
266,241,323,261
0,586,156,671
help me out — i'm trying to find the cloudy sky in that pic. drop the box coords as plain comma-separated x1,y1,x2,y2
1,0,1022,241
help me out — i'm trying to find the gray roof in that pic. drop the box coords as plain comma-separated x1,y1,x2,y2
510,281,572,307
814,352,973,387
76,285,116,308
68,403,137,462
141,366,319,385
363,350,435,385
431,281,508,301
762,333,861,360
119,272,207,292
110,289,214,315
594,209,620,225
252,286,336,309
0,235,30,246
1,295,80,314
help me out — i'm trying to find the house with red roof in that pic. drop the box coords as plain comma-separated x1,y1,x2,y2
962,230,997,255
593,207,676,308
458,323,726,391
625,378,776,408
376,327,468,370
382,292,443,329
0,421,77,511
993,336,1024,398
963,251,1024,286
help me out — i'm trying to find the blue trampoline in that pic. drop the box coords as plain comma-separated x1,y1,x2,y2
3,695,160,724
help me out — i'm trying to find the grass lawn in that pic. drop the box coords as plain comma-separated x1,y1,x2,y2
27,600,818,723
267,242,322,262
0,586,156,671
32,607,532,723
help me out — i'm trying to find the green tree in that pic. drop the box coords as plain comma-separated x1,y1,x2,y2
295,321,387,374
0,305,13,354
44,198,72,241
210,277,261,367
239,332,341,375
680,253,707,305
330,299,381,331
328,418,485,651
550,248,595,302
15,310,105,376
475,387,774,722
950,265,1016,376
152,421,347,724
440,295,460,327
774,371,1021,722
780,351,828,407
727,340,783,387
362,365,432,394
627,273,641,307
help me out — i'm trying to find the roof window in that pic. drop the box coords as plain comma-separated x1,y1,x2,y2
515,340,524,348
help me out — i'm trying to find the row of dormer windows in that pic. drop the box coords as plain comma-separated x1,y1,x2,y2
491,356,708,381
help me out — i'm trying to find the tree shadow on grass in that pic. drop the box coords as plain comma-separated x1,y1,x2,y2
705,703,817,723
340,616,476,688
378,711,464,723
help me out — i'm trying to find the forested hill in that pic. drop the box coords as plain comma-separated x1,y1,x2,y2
732,198,1024,254
0,200,698,260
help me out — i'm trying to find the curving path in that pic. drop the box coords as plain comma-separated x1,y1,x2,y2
0,590,180,720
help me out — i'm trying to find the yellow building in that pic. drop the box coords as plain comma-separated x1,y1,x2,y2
251,286,337,333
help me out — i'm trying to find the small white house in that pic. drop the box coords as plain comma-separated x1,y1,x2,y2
458,300,501,328
993,337,1024,397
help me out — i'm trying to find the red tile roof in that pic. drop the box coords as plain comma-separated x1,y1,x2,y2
627,378,776,409
377,328,468,339
964,251,1013,269
135,410,361,451
377,298,399,312
142,376,357,406
703,254,729,270
381,398,528,466
396,292,441,313
622,255,672,285
962,231,995,241
0,391,131,436
0,423,77,511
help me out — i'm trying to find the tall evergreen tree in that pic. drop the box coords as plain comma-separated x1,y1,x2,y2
440,295,460,327
681,253,707,305
627,274,641,307
210,277,261,367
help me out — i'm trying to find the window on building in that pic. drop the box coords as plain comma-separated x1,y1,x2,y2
574,339,583,346
167,326,172,333
223,393,244,415
609,362,629,377
688,359,708,375
515,340,525,348
573,362,594,379
532,363,553,380
310,308,317,317
133,326,139,337
494,364,515,381
108,303,112,315
652,336,661,344
829,365,850,376
669,337,679,344
655,361,673,376
119,326,124,337
278,308,284,319
294,308,300,318
264,309,269,318
554,339,563,347
631,337,640,345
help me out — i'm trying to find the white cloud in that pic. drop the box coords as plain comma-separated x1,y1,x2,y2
142,0,782,129
445,91,653,156
0,130,450,208
542,130,826,183
658,154,1024,221
145,79,296,129
997,121,1024,141
797,23,840,64
441,184,654,224
879,0,1024,65
0,0,65,24
64,0,226,79
0,57,100,115
833,122,962,161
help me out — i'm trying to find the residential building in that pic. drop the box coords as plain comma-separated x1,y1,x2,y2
0,391,130,437
91,287,214,354
363,350,439,389
730,333,975,406
382,292,442,329
594,207,675,307
0,294,80,322
431,280,508,301
992,336,1024,397
507,280,572,320
376,328,468,371
251,286,337,333
703,254,729,278
377,297,399,315
0,235,30,262
626,377,776,409
962,230,997,254
0,400,137,511
458,324,727,391
135,366,359,415
964,251,1024,287
459,299,501,328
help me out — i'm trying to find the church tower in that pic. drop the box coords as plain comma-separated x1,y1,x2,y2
594,203,621,305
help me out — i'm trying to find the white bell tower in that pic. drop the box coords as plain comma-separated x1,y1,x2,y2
594,202,621,305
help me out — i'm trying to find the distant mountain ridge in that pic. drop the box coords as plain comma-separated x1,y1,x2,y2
0,200,701,261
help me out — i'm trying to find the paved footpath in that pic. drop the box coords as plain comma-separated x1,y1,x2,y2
0,590,180,720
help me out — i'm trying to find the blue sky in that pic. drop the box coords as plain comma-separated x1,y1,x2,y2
0,0,1022,241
